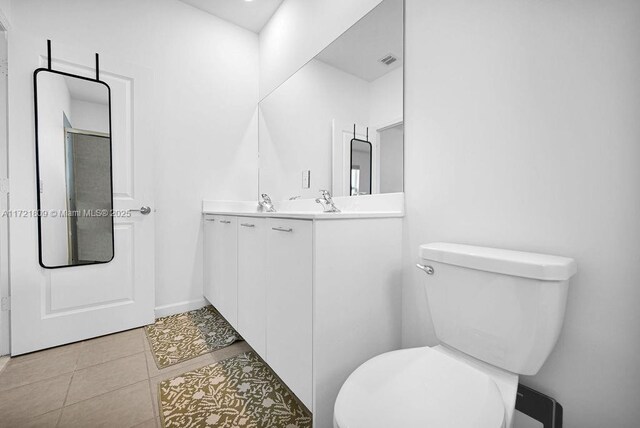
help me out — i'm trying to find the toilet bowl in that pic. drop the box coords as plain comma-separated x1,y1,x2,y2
334,346,509,428
334,243,577,428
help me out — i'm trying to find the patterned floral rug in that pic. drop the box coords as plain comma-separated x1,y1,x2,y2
159,351,312,428
145,306,242,369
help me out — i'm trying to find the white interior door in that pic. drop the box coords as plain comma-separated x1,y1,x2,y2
9,36,155,355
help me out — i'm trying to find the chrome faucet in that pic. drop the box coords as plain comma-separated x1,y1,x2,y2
315,189,341,213
258,193,276,213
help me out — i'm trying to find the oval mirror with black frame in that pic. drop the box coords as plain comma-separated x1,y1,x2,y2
34,68,114,268
350,138,372,196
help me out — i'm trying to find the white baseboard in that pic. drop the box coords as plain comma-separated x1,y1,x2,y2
154,298,208,318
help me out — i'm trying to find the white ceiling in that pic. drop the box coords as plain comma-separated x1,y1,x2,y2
316,0,403,82
179,0,283,33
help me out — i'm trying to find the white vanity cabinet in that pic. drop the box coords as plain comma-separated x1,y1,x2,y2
265,218,313,409
237,217,268,359
203,211,402,428
203,214,238,328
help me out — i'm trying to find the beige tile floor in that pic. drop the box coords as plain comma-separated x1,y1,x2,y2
0,328,252,428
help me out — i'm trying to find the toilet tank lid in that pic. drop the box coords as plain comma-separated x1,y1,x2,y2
420,243,577,281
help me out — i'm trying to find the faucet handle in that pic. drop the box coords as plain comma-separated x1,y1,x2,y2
261,193,272,203
319,189,331,198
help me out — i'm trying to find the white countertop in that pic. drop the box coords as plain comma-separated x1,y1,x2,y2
202,210,403,220
202,193,405,220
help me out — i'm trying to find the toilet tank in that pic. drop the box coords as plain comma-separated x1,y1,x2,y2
419,243,577,375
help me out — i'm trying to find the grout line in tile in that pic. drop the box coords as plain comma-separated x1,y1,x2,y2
76,350,148,375
59,354,78,410
54,371,75,428
73,347,147,372
60,378,152,413
143,348,157,422
58,350,149,411
0,343,84,394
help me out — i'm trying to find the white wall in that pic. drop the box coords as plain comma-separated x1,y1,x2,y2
403,1,640,427
259,0,383,98
10,0,259,312
369,66,403,127
70,100,109,134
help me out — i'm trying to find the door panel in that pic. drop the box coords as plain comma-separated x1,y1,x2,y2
237,217,267,358
9,37,155,355
49,224,134,311
266,218,313,409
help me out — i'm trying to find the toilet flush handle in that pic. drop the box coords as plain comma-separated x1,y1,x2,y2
416,263,434,275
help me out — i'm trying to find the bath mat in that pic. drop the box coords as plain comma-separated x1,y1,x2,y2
159,351,312,428
145,306,242,369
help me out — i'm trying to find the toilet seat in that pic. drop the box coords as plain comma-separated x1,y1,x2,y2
334,347,505,428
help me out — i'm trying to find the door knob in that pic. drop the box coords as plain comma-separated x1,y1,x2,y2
130,206,151,215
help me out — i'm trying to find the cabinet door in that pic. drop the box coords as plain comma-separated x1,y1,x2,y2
212,215,238,328
266,218,313,409
203,215,217,305
237,217,267,358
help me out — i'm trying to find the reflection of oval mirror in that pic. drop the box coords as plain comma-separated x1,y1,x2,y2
34,69,114,268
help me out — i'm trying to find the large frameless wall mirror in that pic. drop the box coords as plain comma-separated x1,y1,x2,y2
259,0,404,201
34,67,114,268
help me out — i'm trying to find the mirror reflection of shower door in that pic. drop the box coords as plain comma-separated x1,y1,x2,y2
64,128,112,265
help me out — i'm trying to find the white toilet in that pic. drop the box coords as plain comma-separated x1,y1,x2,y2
334,243,577,428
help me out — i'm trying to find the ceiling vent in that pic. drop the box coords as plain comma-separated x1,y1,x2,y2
379,54,398,66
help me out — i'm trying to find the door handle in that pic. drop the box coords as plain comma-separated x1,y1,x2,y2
272,227,293,233
220,220,232,224
129,206,151,215
240,223,255,228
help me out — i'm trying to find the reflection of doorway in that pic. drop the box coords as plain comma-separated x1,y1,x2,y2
377,123,404,193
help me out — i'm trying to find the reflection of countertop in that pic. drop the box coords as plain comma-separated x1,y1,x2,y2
202,193,405,221
202,210,403,220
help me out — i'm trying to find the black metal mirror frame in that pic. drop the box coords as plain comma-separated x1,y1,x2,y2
33,56,115,269
349,138,373,196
